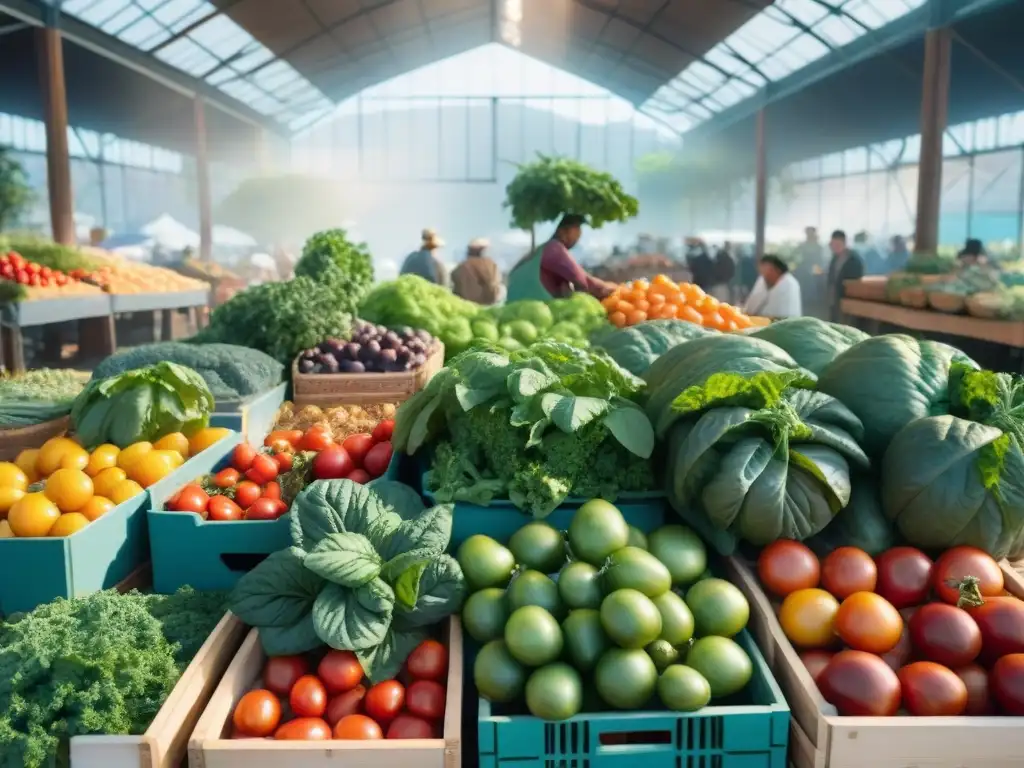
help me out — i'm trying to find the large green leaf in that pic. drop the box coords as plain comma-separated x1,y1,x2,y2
259,615,322,657
229,547,324,628
393,555,467,629
378,503,454,581
356,625,430,684
603,403,655,459
750,317,868,376
304,532,382,588
312,579,394,652
290,479,396,553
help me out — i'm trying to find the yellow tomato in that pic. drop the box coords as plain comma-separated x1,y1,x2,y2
188,427,231,456
129,450,179,488
8,492,61,537
0,520,12,538
59,445,90,472
44,468,95,513
154,432,190,459
35,437,80,477
0,487,25,516
86,444,120,477
0,462,28,491
79,495,114,521
48,512,90,537
14,449,40,482
109,479,144,505
117,442,153,473
93,467,128,499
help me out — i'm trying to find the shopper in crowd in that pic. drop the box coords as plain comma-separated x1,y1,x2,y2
708,243,736,302
958,237,986,267
451,238,502,305
826,229,864,322
736,244,759,302
400,228,448,286
506,214,615,301
793,226,827,318
888,235,910,272
744,254,802,318
685,237,717,293
855,231,886,275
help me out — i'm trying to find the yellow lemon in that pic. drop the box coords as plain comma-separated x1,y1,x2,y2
129,450,179,489
14,449,40,483
86,444,120,477
93,467,128,499
0,462,28,491
48,512,90,537
44,468,94,513
117,442,153,473
8,492,61,537
154,432,190,459
0,487,25,516
188,427,231,456
109,479,144,505
79,495,114,521
59,445,90,472
35,437,79,477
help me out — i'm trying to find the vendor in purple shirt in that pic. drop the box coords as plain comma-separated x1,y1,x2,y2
506,214,616,302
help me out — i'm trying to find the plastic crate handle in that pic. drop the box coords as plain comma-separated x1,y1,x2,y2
598,729,674,750
220,552,273,573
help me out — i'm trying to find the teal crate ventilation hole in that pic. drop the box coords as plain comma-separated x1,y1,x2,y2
477,631,789,768
210,383,288,446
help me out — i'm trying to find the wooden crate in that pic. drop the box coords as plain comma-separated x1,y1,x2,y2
842,277,887,302
723,557,1024,768
188,615,463,768
69,613,248,768
292,343,444,408
0,415,71,461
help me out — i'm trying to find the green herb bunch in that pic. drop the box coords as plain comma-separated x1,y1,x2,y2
294,229,374,317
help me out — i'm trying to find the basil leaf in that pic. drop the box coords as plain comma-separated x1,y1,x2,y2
304,532,382,588
603,403,655,459
393,556,467,629
259,615,321,656
549,395,610,433
508,368,558,401
312,579,394,652
290,479,395,552
229,547,324,628
378,503,454,581
393,561,429,609
367,480,426,522
356,625,430,684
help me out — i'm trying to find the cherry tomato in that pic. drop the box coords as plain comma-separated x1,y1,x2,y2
169,484,209,515
819,650,901,716
372,419,395,443
757,540,820,598
263,481,282,501
249,454,280,484
406,680,446,720
387,714,435,739
263,655,309,697
208,495,243,521
909,603,981,667
274,717,332,740
342,434,375,466
954,663,995,715
898,661,967,716
970,596,1024,663
820,547,877,600
213,468,240,488
364,680,405,724
346,468,372,484
232,480,261,509
246,497,281,520
273,452,294,472
318,649,365,694
299,428,334,452
231,443,257,472
991,654,1024,714
363,441,393,478
312,446,355,480
875,547,933,609
800,650,834,686
265,430,303,448
326,685,367,726
334,713,383,740
778,588,839,649
290,674,327,717
267,438,292,454
406,639,448,682
933,546,1004,608
835,592,903,654
232,689,281,737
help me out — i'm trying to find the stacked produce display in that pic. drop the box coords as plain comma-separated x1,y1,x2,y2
602,276,755,330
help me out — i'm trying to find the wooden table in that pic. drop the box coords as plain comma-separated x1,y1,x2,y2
840,298,1024,348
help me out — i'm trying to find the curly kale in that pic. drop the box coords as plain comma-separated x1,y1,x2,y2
294,229,374,317
424,440,506,505
508,424,607,516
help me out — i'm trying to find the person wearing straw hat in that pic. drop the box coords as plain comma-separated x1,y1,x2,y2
401,228,448,286
451,238,502,305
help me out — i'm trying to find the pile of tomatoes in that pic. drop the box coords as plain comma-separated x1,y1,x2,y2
0,251,72,288
758,541,1024,717
307,419,395,485
601,276,754,330
231,638,449,740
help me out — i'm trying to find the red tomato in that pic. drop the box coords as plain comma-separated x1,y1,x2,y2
299,428,334,452
819,650,901,716
169,484,209,515
326,685,367,726
263,655,309,697
757,540,820,598
342,434,375,466
290,674,327,717
800,650,834,686
991,654,1024,714
39,266,51,278
28,274,39,287
38,277,49,288
346,469,372,484
407,639,448,682
372,419,395,443
908,603,981,667
880,623,915,672
875,547,933,609
971,596,1024,663
265,430,303,448
820,547,877,600
898,661,967,716
334,713,383,740
312,446,355,480
387,714,435,739
213,468,240,488
249,454,280,484
263,481,282,501
364,680,405,724
55,274,68,287
933,546,1004,607
318,649,365,694
274,717,332,740
245,498,281,520
954,663,995,715
406,680,446,720
231,443,257,472
835,592,903,654
267,438,292,455
232,689,281,737
363,441,393,479
273,452,294,472
208,495,243,521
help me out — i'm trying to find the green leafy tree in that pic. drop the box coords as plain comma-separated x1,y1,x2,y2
0,146,33,232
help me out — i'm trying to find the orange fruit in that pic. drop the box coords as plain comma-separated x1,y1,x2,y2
188,427,232,456
653,274,674,286
679,306,704,324
14,449,40,483
109,479,144,505
79,495,115,521
118,442,154,473
0,462,28,491
130,450,179,488
35,437,80,477
93,467,128,499
626,309,648,325
704,311,726,330
633,279,650,292
659,303,679,318
8,492,61,537
648,293,665,307
725,320,739,332
59,446,90,472
609,311,627,328
44,468,95,513
614,300,634,314
86,444,120,477
633,299,650,312
154,432,190,458
0,487,25,517
48,512,90,537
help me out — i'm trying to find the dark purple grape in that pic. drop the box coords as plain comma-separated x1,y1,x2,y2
340,359,365,373
416,329,432,342
411,353,426,367
380,348,398,364
396,348,411,364
298,359,315,373
312,363,324,374
364,340,381,356
342,342,359,360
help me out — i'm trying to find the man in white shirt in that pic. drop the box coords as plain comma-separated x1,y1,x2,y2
744,255,802,318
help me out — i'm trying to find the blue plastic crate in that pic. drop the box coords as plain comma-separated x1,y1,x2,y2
210,383,288,446
477,630,789,768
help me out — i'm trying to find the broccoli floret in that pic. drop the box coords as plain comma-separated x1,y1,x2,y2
448,408,527,482
508,460,574,518
425,441,506,505
508,425,607,517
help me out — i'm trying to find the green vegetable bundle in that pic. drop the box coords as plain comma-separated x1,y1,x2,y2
0,369,87,427
394,342,656,517
592,319,712,376
0,588,225,768
230,480,466,681
71,361,214,448
294,229,374,317
749,317,868,376
0,234,96,275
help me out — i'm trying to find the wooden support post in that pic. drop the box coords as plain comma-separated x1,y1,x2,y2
36,27,75,246
754,109,768,260
194,96,213,261
913,27,952,254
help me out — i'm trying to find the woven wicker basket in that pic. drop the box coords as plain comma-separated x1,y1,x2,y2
843,277,888,302
899,287,929,309
966,293,1005,320
0,416,71,461
928,291,967,314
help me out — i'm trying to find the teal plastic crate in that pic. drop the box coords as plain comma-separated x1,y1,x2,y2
477,630,789,768
210,382,288,446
